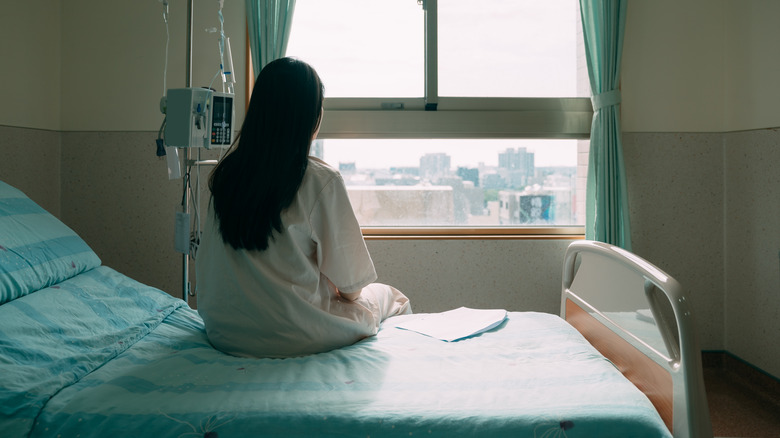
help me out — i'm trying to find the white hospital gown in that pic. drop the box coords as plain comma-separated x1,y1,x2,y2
196,157,410,358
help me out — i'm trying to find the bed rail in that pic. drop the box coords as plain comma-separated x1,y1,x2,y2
560,240,712,438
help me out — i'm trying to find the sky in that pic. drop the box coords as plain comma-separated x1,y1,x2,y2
284,0,585,170
316,138,579,170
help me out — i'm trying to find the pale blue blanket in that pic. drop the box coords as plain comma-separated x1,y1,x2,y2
0,267,671,438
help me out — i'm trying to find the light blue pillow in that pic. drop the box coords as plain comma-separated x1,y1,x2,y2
0,181,101,304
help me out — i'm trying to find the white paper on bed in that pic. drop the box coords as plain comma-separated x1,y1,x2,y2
395,307,507,341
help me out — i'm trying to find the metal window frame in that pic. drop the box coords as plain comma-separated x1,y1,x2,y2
246,0,592,238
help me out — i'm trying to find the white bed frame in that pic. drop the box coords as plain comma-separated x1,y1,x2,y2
561,241,713,438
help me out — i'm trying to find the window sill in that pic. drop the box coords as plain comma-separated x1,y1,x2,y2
362,227,585,240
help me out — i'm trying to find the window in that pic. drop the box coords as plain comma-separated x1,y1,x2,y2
283,0,591,236
438,1,586,98
285,0,423,98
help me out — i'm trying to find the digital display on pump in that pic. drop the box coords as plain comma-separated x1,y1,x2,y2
210,95,233,146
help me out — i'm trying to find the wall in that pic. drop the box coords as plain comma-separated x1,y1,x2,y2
60,0,246,132
0,0,61,131
368,239,572,314
724,129,780,378
721,1,780,379
723,2,780,131
622,132,726,350
59,131,183,293
1,1,779,376
0,126,61,217
620,0,729,351
622,0,726,133
621,0,780,377
725,0,780,379
0,0,61,215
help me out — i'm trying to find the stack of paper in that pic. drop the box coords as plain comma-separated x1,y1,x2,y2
395,307,508,342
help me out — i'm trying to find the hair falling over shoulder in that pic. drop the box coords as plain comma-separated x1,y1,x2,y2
209,57,324,251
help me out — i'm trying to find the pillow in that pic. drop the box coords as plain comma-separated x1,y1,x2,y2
0,181,101,304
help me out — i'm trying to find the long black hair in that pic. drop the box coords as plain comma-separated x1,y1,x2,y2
209,57,324,251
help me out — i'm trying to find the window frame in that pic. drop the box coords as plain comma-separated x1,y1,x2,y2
246,0,591,239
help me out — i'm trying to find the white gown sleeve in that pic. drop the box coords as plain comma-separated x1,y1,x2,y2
310,174,377,293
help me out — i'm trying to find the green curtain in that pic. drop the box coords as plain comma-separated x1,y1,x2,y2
580,0,632,250
246,0,297,78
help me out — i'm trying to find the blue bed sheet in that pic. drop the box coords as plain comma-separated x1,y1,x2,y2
1,268,671,438
0,266,184,437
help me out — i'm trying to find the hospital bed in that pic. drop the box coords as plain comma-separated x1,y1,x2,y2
0,179,712,438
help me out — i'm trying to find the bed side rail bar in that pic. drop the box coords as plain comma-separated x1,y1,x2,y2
561,240,712,438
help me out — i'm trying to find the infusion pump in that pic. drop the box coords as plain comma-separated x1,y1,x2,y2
164,88,235,148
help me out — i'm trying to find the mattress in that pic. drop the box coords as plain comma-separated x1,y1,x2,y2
1,267,671,438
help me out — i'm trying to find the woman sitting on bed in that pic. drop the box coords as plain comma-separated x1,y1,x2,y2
196,57,411,358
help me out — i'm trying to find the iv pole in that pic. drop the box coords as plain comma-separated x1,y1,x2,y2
180,0,223,302
182,0,193,301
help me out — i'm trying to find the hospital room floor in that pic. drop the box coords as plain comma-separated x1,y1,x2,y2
703,353,780,438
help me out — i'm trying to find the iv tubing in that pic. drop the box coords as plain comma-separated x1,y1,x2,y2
162,1,170,97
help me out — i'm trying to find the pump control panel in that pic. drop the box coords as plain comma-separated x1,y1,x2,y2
165,88,235,149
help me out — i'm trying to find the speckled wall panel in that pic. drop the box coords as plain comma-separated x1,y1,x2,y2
366,239,574,314
60,131,183,297
622,132,726,351
724,128,780,379
0,126,61,217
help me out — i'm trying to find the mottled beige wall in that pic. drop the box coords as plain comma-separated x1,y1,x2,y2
0,126,61,217
623,132,726,350
367,239,573,314
59,131,183,295
724,129,780,378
